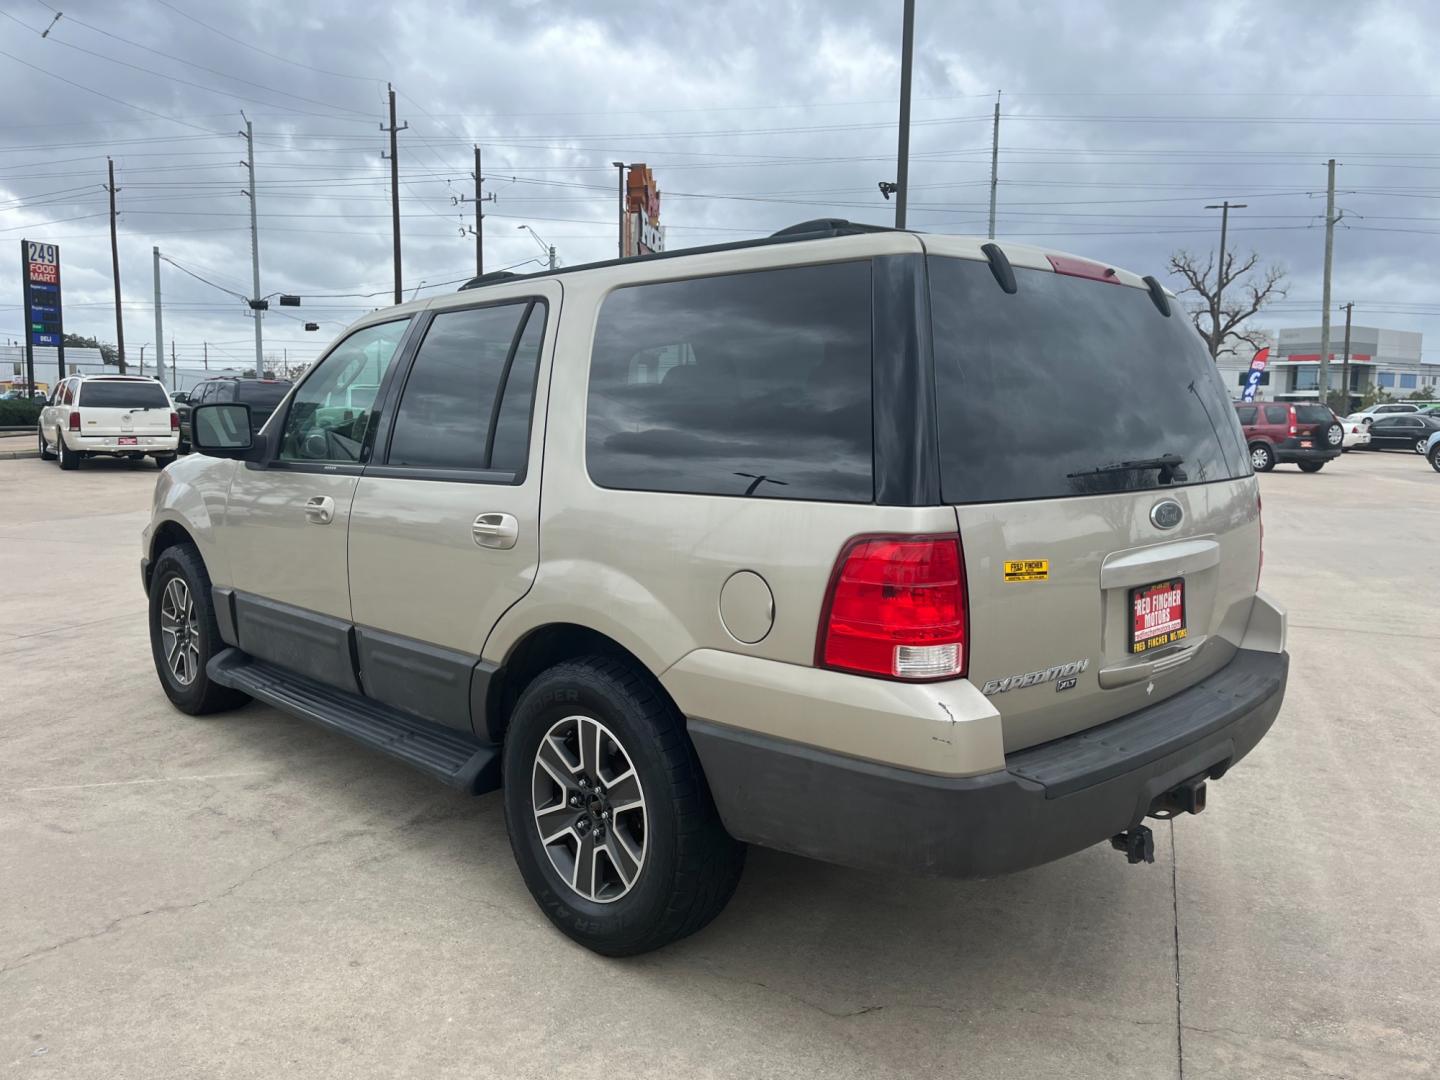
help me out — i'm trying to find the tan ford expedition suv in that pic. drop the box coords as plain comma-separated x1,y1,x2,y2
141,221,1288,955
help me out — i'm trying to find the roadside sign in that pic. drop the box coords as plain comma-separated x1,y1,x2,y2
1242,346,1269,403
20,240,65,394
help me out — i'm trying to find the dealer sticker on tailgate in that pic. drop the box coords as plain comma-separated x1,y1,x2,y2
1131,579,1187,654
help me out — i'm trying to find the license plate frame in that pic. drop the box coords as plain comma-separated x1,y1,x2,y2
117,435,138,446
1130,578,1187,655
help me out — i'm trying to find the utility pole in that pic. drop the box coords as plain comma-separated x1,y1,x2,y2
1203,200,1246,362
1340,301,1353,412
138,344,146,375
240,113,263,373
893,0,915,229
105,157,126,371
1317,158,1338,405
473,146,484,276
170,339,176,382
203,341,208,372
382,84,408,304
987,92,1001,239
152,245,165,388
612,161,627,258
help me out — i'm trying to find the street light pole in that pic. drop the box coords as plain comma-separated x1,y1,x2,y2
1203,200,1246,362
612,161,627,258
893,0,915,229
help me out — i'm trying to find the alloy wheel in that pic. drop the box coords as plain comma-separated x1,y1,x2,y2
1416,438,1429,455
531,714,648,903
1251,447,1270,470
159,576,201,685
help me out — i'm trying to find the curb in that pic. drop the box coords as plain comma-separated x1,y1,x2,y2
0,449,40,460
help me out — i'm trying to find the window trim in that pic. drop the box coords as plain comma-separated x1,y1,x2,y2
369,295,549,486
255,315,417,475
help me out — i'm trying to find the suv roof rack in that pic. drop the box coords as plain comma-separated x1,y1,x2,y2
455,219,898,294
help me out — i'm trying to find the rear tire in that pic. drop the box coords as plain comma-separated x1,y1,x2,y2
1249,443,1275,472
502,655,745,956
1430,446,1440,474
37,425,56,460
57,431,80,470
153,453,176,469
148,544,251,715
1298,460,1325,473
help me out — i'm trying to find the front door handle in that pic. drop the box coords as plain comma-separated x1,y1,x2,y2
304,495,335,525
473,512,519,550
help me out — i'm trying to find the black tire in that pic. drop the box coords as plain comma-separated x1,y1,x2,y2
37,425,56,460
502,655,745,956
1298,460,1325,473
56,430,80,470
1249,442,1275,472
147,544,251,715
1430,446,1440,474
152,453,177,468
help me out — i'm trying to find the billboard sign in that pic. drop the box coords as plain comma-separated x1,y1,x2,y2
21,240,64,347
624,164,664,257
1242,346,1269,402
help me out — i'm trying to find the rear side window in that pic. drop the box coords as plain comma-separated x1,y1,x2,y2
586,262,874,502
930,257,1249,503
1235,405,1257,425
236,382,291,409
1264,406,1288,424
76,381,169,409
386,300,544,475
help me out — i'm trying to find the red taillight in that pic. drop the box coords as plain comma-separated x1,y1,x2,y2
68,410,80,431
818,534,967,681
1288,406,1297,436
170,410,179,431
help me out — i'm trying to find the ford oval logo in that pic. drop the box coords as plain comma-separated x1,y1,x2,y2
1151,499,1183,530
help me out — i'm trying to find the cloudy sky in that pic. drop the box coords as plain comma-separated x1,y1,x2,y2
2,0,1437,380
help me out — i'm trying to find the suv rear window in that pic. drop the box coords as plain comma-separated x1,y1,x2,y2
1293,405,1332,425
76,381,169,409
586,262,873,502
235,382,291,408
929,257,1249,503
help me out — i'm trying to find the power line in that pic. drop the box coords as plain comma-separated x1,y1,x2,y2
150,0,382,82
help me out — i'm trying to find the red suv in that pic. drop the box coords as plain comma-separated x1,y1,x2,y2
1234,402,1343,473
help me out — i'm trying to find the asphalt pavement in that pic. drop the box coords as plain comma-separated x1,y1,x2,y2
1,449,1437,1079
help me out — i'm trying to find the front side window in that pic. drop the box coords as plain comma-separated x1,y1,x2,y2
386,301,543,474
1235,406,1257,425
586,262,874,502
279,319,409,464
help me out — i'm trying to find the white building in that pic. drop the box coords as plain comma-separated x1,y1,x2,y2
1217,326,1437,407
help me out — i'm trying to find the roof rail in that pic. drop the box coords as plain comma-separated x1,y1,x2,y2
769,218,895,239
458,270,520,292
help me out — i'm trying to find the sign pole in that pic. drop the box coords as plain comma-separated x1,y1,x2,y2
19,242,34,397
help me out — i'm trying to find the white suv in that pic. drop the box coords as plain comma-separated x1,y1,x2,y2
39,374,179,469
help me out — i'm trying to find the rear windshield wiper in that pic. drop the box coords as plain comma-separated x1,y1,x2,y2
1066,454,1186,483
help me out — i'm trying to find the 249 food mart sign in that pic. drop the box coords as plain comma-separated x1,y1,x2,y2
21,239,63,347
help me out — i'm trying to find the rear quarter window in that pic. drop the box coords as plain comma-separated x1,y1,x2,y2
585,261,874,502
236,382,291,408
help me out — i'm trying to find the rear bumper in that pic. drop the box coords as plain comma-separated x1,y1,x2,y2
71,433,178,454
1273,437,1340,463
689,647,1288,878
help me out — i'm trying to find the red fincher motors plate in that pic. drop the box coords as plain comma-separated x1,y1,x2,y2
1131,579,1187,655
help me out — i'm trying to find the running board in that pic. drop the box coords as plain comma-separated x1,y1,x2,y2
207,648,500,794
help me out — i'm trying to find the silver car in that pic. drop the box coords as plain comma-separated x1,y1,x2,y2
141,221,1288,954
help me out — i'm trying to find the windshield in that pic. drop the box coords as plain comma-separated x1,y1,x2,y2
236,382,291,409
76,381,169,409
929,256,1250,503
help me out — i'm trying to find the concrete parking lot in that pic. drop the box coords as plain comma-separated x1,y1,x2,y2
1,450,1437,1079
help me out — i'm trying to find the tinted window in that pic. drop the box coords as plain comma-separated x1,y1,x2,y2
930,257,1249,503
1264,405,1289,424
1295,405,1332,424
586,262,874,501
490,304,546,473
77,381,169,408
236,382,290,408
280,319,409,464
1235,405,1257,425
387,302,535,472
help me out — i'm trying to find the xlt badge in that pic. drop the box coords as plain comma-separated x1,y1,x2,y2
982,658,1090,696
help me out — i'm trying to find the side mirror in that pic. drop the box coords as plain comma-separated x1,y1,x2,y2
192,403,260,460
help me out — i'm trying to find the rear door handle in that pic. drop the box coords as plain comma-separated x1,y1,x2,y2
304,495,335,525
472,512,519,550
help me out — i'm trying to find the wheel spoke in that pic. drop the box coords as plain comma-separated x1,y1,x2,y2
603,832,642,887
537,733,578,784
578,716,602,776
534,799,578,844
605,769,643,814
571,829,597,896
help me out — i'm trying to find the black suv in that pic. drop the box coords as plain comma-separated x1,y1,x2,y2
177,377,291,452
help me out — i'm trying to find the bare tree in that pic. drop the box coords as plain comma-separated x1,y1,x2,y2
1168,249,1287,362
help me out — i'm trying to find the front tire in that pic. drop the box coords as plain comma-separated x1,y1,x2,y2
56,431,80,470
147,544,251,715
1416,438,1429,455
1249,443,1275,472
502,656,745,956
1298,460,1325,473
1430,445,1440,474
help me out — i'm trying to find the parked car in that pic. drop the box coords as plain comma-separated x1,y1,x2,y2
1365,412,1440,454
143,222,1288,955
1427,430,1440,473
177,377,292,452
1345,402,1422,426
1341,420,1371,450
38,374,178,469
1233,401,1343,471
